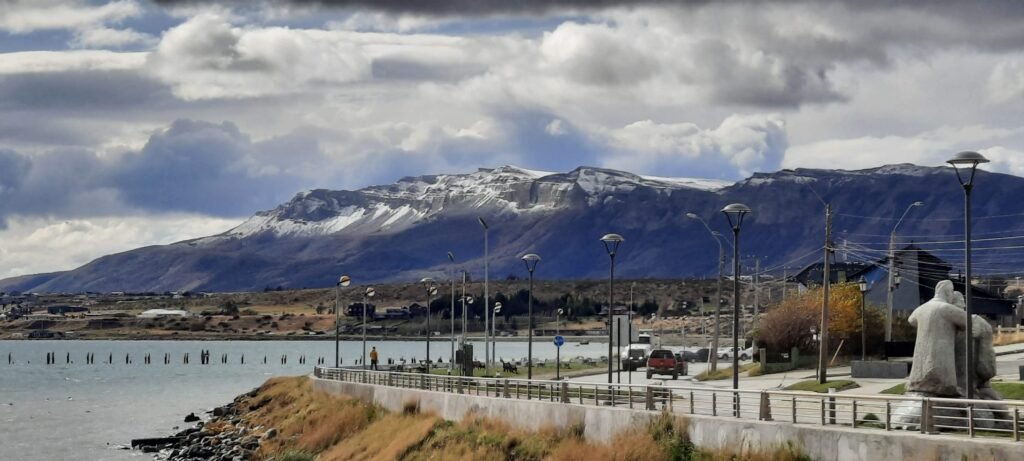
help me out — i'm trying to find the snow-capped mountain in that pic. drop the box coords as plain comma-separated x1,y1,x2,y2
5,163,1023,293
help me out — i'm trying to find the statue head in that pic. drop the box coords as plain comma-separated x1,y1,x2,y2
952,291,966,309
934,280,955,303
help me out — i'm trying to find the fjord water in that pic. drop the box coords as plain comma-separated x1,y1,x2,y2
0,339,605,460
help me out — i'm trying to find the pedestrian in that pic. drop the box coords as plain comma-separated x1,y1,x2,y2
369,347,379,370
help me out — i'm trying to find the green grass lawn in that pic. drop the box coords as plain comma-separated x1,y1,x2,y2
784,379,860,393
880,382,1024,399
695,363,757,381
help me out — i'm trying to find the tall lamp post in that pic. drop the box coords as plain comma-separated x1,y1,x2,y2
420,278,438,368
858,277,867,361
886,201,924,341
493,301,502,369
479,217,491,373
721,203,751,394
600,233,624,384
948,151,989,400
448,252,456,370
628,282,635,384
687,212,726,372
522,253,541,379
335,275,351,367
362,286,375,369
556,307,563,380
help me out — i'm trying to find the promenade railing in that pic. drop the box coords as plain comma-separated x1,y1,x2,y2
313,366,1024,443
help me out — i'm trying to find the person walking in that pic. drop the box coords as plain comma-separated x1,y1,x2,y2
369,347,379,370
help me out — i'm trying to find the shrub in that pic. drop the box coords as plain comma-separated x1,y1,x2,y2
277,449,314,461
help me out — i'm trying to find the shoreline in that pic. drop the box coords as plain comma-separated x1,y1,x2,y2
0,334,612,343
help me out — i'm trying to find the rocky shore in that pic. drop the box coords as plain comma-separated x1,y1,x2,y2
139,388,271,461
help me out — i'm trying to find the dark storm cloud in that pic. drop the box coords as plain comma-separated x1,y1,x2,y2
0,120,328,225
152,0,680,15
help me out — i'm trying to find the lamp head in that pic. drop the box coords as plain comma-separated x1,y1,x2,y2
478,217,488,229
365,287,375,297
493,301,502,313
685,212,699,219
721,203,752,230
947,151,990,166
338,275,351,287
447,251,455,262
522,253,541,272
600,233,625,256
912,201,924,207
858,276,868,293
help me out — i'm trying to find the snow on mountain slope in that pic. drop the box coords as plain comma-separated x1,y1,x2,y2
221,165,733,239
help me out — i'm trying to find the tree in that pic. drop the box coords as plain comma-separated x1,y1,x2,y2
757,283,884,357
219,300,240,316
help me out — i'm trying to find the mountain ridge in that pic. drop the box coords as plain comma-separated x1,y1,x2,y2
3,162,1021,293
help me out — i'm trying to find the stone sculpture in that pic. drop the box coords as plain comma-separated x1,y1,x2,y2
894,280,1012,431
906,280,966,397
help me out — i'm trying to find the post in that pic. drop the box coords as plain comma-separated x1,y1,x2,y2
335,283,340,368
731,226,741,392
483,224,491,373
886,232,896,342
628,283,633,385
362,292,368,369
527,269,534,379
711,244,724,372
617,318,622,383
964,184,975,399
426,288,432,368
608,253,616,383
753,257,760,321
556,310,561,380
818,203,832,384
450,260,456,371
860,288,867,361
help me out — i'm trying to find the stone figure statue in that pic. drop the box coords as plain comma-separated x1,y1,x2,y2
951,290,1000,400
906,280,967,397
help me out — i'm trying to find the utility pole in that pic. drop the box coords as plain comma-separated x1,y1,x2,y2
710,244,724,372
818,203,833,385
886,232,896,342
753,257,760,320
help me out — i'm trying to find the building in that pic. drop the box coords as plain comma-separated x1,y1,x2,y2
794,245,1016,324
137,309,191,318
47,305,89,315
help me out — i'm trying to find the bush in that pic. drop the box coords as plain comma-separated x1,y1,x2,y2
277,449,314,461
758,283,884,357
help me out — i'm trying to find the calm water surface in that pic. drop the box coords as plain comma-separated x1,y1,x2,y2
0,339,606,460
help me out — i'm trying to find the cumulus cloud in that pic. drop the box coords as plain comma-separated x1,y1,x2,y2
0,215,240,279
0,0,154,48
604,114,787,178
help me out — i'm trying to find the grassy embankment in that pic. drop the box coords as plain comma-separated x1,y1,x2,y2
783,380,860,393
881,382,1024,399
237,376,814,461
694,363,758,381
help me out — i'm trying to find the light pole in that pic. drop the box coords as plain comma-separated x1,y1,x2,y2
459,291,474,376
721,203,751,393
479,217,491,373
335,275,351,367
556,307,563,380
886,201,924,341
420,278,438,368
948,151,989,400
858,277,867,361
522,253,541,379
600,233,624,384
687,212,726,372
628,282,635,385
362,286,375,369
493,301,502,369
448,252,456,370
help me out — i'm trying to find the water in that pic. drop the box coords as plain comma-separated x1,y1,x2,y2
0,339,606,460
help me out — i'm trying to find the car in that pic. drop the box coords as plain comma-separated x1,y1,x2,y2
645,349,680,380
621,348,647,371
678,349,699,363
718,346,754,360
672,353,689,376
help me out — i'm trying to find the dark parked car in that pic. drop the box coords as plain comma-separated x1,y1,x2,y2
678,350,699,363
622,348,647,371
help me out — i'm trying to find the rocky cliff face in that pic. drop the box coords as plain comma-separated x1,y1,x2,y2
4,164,1021,293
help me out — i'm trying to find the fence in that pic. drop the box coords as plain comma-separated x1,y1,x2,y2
314,366,1024,443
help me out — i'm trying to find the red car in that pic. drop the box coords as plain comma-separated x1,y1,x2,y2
645,349,686,379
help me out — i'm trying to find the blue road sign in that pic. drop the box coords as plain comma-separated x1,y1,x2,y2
553,335,565,347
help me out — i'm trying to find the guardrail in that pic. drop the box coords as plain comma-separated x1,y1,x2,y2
314,366,1024,442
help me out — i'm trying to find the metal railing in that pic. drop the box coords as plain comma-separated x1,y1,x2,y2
314,366,1024,442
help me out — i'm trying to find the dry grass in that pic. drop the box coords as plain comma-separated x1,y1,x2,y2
993,330,1024,346
237,377,817,461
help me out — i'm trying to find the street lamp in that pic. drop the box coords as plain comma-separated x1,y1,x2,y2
522,253,541,379
556,307,564,380
886,201,924,341
600,233,624,384
335,275,351,368
362,286,375,369
628,282,635,385
479,217,491,373
858,277,868,361
687,212,726,372
421,277,438,368
721,203,751,394
448,252,457,371
493,301,502,369
948,151,989,399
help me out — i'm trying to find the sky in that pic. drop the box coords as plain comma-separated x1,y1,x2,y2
3,0,1024,279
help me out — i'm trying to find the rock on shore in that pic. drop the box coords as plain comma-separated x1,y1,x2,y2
147,388,268,461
